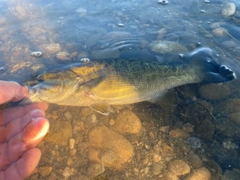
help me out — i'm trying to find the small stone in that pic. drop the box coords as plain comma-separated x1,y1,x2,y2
185,167,211,180
69,138,75,149
152,163,164,175
64,111,72,120
212,28,227,36
159,126,170,133
153,153,162,162
182,123,194,133
187,137,201,149
39,166,53,177
229,112,240,125
56,51,71,61
15,5,27,20
87,164,105,178
158,0,169,5
40,43,61,54
168,159,190,176
91,114,97,123
113,109,142,134
31,51,43,57
169,128,190,139
67,157,74,166
62,167,74,178
109,119,115,126
75,8,87,17
222,2,236,17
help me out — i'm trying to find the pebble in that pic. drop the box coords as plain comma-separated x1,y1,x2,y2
223,140,239,150
69,138,75,149
56,51,71,61
62,167,74,178
39,43,61,55
87,163,105,178
222,2,236,17
153,153,162,162
221,40,237,49
199,83,231,100
152,163,164,175
169,128,190,139
182,123,194,133
185,167,211,180
212,28,227,36
67,157,74,166
31,51,43,57
186,153,203,169
88,125,134,169
149,40,188,54
75,7,87,17
15,5,27,20
187,137,201,149
113,109,142,134
39,166,53,177
44,120,72,146
64,111,72,120
168,159,191,176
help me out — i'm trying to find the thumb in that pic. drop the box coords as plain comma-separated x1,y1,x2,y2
0,81,27,104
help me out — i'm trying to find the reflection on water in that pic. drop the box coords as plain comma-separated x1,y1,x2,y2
0,0,240,179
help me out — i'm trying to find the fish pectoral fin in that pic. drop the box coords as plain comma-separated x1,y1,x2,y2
89,103,113,115
149,89,178,107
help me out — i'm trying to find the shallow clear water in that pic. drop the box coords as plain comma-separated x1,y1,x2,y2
1,0,240,179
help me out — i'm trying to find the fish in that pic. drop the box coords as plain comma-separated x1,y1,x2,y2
19,47,236,115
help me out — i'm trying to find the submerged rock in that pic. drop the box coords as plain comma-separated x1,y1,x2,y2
185,167,211,180
88,125,134,169
168,159,191,176
222,2,236,17
113,109,142,134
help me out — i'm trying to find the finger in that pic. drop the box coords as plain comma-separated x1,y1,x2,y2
0,117,49,169
0,81,27,104
0,102,48,126
0,148,41,180
0,109,45,143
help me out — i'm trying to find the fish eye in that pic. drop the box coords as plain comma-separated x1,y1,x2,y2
37,75,45,82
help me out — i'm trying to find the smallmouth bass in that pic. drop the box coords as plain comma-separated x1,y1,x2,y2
20,48,236,115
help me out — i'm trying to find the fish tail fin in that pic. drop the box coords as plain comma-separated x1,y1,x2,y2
186,47,236,83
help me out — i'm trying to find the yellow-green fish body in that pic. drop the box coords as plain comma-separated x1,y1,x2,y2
21,48,236,114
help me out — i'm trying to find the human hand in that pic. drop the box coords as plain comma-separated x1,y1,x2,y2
0,81,49,180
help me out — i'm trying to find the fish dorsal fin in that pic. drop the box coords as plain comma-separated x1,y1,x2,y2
149,89,177,107
89,103,114,115
71,63,105,77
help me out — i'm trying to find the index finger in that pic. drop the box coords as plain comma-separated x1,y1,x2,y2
0,81,27,104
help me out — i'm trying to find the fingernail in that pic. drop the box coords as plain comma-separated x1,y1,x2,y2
30,110,45,118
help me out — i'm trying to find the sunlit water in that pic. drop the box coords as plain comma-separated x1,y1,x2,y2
1,0,240,179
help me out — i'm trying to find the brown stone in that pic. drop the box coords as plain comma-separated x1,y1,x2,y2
113,109,142,134
88,125,134,169
169,128,190,139
185,167,211,180
168,159,191,176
